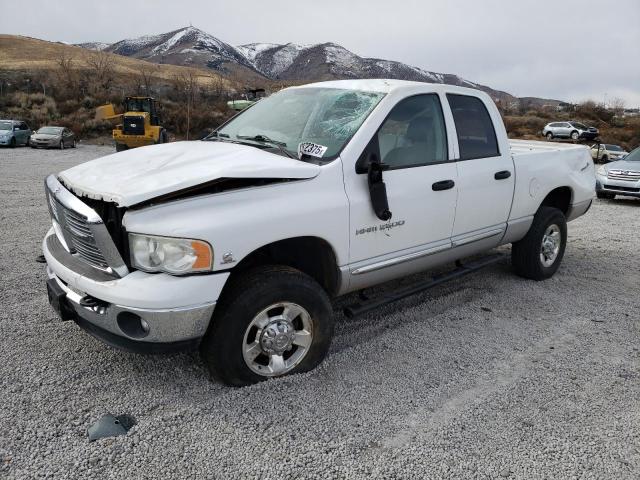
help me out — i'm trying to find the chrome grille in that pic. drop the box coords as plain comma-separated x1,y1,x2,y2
607,170,640,182
46,189,110,270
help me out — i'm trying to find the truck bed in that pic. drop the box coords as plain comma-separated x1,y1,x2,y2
507,139,595,221
509,139,591,155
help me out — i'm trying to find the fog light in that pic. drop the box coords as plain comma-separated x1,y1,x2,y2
117,312,150,339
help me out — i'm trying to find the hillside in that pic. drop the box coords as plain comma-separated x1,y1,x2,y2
0,34,231,87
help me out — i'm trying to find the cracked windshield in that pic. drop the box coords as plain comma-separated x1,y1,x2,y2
213,87,385,159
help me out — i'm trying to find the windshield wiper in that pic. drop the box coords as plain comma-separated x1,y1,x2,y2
236,134,297,159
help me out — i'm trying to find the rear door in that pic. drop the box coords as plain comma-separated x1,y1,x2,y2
446,93,515,244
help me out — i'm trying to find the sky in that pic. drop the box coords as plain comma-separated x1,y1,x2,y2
1,0,638,105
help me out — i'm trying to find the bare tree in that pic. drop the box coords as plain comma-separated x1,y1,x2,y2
55,52,78,96
609,97,625,116
84,51,115,96
137,64,158,96
172,71,198,139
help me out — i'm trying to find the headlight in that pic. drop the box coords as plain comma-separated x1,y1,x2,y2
597,165,607,176
129,233,213,274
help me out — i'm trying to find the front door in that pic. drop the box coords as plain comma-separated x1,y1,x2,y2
344,93,458,269
446,93,515,242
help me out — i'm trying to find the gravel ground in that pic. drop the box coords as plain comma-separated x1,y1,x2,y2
1,144,639,479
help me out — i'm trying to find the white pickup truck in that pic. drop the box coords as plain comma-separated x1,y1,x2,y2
42,80,595,386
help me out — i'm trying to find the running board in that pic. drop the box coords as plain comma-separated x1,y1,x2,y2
343,254,505,318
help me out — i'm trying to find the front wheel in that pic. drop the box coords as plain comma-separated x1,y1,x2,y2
512,207,567,280
200,266,334,386
545,132,553,140
570,131,579,140
59,140,64,150
115,142,128,152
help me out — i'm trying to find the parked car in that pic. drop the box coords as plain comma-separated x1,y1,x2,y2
595,146,640,199
30,126,76,149
543,121,598,141
0,119,32,147
41,80,594,386
590,143,628,163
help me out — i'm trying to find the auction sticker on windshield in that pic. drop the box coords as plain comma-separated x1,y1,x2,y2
298,142,328,158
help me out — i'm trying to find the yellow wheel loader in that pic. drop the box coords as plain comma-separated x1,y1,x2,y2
95,97,168,152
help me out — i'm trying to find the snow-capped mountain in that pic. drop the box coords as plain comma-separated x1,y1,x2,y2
100,26,258,75
75,42,109,51
76,27,512,99
235,41,509,99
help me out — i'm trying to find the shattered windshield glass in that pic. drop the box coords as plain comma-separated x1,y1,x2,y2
212,87,385,160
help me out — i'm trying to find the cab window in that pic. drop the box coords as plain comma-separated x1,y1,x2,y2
375,94,448,169
447,94,499,160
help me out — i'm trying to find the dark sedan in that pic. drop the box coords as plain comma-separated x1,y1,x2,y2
30,126,76,149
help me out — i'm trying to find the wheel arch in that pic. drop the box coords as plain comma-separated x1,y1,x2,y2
228,236,342,297
539,186,572,216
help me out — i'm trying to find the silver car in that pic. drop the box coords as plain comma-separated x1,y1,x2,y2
595,146,640,199
30,126,76,149
543,121,599,141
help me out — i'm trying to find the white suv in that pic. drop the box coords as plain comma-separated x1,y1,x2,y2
543,121,598,141
590,143,628,163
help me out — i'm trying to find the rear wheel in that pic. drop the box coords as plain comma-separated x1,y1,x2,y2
200,266,334,386
545,132,553,140
115,143,128,152
512,207,567,281
570,131,579,140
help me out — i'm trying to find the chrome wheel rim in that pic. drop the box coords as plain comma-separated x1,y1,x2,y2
540,224,561,267
242,302,313,377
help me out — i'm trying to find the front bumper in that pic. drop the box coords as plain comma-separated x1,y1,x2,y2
31,140,58,148
113,132,156,148
0,136,13,145
579,131,598,140
596,174,640,198
43,229,229,352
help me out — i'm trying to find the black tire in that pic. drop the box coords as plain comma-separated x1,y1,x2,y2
570,131,579,140
200,266,334,387
115,143,128,152
9,137,16,148
512,207,567,281
59,140,64,150
72,139,77,148
596,191,615,200
545,132,553,140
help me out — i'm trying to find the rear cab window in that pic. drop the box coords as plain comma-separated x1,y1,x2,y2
447,94,499,160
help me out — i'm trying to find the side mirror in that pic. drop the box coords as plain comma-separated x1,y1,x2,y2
366,152,392,221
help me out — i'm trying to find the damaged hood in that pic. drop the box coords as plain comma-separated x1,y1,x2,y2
58,141,321,207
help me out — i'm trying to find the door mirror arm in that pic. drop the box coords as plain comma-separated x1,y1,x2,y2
367,153,392,221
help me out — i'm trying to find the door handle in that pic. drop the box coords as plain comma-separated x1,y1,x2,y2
494,170,511,180
432,179,455,191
